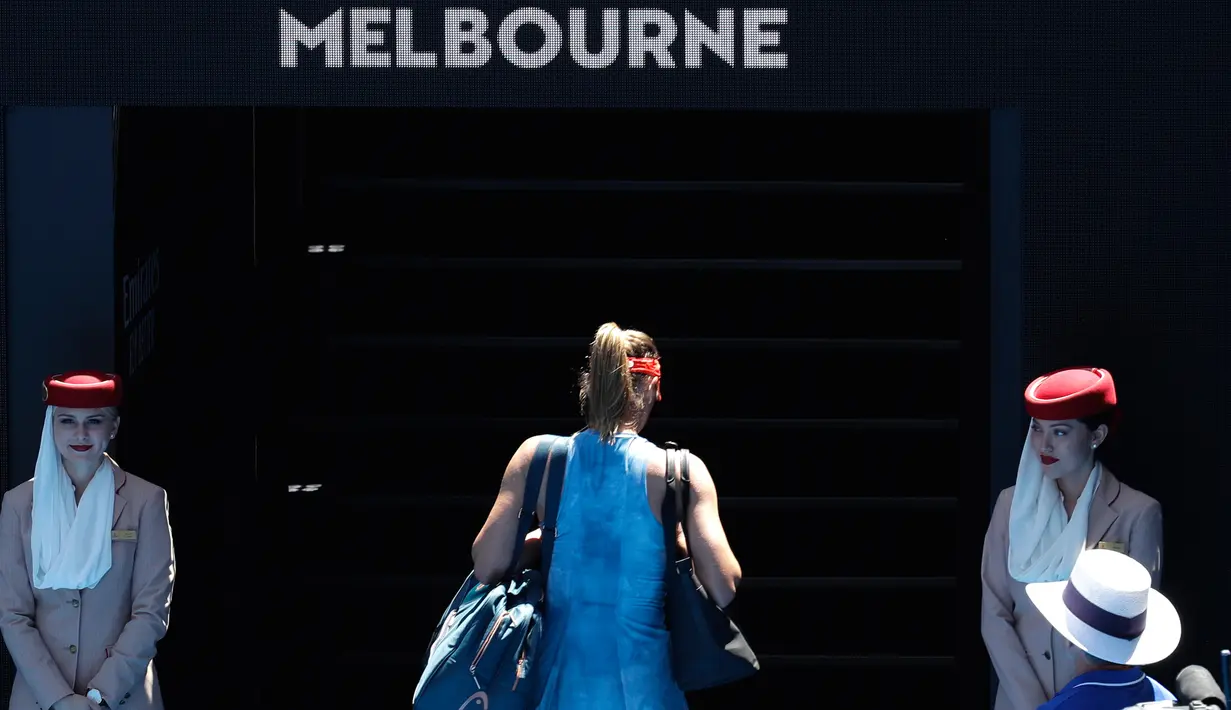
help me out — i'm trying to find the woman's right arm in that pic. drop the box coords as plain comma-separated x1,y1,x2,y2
683,452,741,609
981,488,1047,710
0,490,76,709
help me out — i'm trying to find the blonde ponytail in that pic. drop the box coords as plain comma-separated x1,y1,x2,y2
579,322,659,442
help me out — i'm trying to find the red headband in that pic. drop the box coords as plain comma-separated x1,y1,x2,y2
628,357,661,378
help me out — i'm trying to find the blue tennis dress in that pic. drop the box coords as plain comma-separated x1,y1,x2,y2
533,429,688,710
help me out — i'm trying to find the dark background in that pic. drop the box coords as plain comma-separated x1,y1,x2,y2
105,106,974,708
0,0,1227,707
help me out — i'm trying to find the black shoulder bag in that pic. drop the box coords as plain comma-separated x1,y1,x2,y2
661,441,759,690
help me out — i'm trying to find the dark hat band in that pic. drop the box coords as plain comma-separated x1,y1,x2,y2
1062,581,1147,641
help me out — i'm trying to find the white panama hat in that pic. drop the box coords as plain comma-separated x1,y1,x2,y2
1025,548,1180,666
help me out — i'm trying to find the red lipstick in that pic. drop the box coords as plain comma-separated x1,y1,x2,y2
1040,455,1059,466
69,444,92,452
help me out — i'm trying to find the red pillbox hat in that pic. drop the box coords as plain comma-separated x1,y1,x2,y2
42,371,123,408
1024,367,1116,421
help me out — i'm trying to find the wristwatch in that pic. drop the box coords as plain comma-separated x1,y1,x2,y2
86,688,108,707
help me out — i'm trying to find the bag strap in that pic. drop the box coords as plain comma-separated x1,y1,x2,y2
661,441,691,560
505,436,570,580
538,437,570,574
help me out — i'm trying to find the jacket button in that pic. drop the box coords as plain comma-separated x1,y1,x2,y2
68,645,77,654
70,599,79,608
1043,650,1051,660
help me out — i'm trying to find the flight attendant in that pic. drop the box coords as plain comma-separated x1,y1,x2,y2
0,372,175,710
980,367,1164,710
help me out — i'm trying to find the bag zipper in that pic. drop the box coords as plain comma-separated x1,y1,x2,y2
511,646,529,691
470,610,510,674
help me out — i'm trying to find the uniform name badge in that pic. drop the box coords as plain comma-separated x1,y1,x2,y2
1095,541,1125,554
112,529,137,541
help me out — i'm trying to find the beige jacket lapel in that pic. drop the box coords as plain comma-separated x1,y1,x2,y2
1085,467,1122,548
110,459,129,529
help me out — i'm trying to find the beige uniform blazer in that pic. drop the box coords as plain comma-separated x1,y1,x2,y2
980,468,1162,710
0,467,175,710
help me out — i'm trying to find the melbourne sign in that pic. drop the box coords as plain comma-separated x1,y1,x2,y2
279,7,789,69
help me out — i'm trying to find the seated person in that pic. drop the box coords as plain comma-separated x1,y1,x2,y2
1025,548,1179,710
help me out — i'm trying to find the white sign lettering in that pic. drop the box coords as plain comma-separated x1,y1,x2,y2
279,7,788,69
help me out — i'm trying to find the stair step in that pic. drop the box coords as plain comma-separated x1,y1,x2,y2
287,343,957,420
298,108,972,184
250,105,974,706
280,573,954,657
302,188,965,262
275,266,958,342
280,654,955,708
259,423,959,497
328,334,959,350
277,496,957,577
685,660,956,709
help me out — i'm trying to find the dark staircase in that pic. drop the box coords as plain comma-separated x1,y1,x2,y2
257,108,974,707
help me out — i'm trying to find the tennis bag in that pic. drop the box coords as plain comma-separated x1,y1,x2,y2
662,441,760,690
413,436,569,709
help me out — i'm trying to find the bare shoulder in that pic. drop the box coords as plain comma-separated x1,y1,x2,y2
681,452,720,501
640,440,666,478
684,451,712,475
639,441,702,480
521,434,561,450
508,434,567,475
640,444,713,488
